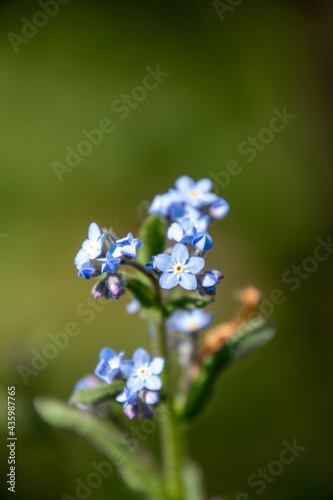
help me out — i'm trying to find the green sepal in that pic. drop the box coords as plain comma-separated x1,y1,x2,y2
137,215,165,266
69,380,125,407
182,318,276,420
34,397,166,500
163,295,215,317
126,277,157,308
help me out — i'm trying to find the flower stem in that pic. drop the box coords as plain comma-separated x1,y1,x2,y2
157,319,184,500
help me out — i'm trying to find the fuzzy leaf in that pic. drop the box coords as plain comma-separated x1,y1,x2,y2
164,295,215,317
137,215,165,266
69,380,125,407
126,277,157,308
34,397,166,500
182,318,276,420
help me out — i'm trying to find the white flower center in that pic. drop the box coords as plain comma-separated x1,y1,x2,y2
107,358,119,372
173,263,184,274
137,366,148,378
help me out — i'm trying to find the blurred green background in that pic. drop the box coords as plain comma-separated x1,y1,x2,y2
0,0,332,498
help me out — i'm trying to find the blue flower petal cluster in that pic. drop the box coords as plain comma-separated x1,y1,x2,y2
167,308,213,334
111,233,143,258
154,243,205,290
94,347,164,420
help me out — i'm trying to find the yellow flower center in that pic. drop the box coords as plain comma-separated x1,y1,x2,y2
174,263,184,274
188,323,199,331
189,190,199,198
138,367,148,377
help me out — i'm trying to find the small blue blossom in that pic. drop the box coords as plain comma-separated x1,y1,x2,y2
98,247,121,273
75,223,105,267
167,308,213,333
201,270,223,290
173,176,219,208
170,203,210,233
73,374,102,393
154,243,205,290
116,388,138,408
95,348,124,384
167,218,197,244
111,233,143,258
126,299,141,314
145,257,156,272
120,348,164,392
209,198,230,219
144,391,160,405
148,191,182,217
77,261,96,280
192,232,214,251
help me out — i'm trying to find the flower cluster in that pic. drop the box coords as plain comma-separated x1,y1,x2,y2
147,176,228,293
94,347,164,420
74,224,143,299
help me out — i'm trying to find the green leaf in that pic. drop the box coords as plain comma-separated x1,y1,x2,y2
182,461,206,500
164,295,215,317
182,318,276,420
137,215,165,266
69,380,125,407
126,277,157,308
34,397,166,500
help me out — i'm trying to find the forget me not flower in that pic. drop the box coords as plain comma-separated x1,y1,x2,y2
192,232,214,251
77,261,96,280
167,218,197,244
173,176,218,208
95,348,124,384
111,233,143,258
167,308,213,333
170,203,210,233
154,243,205,290
120,348,164,392
201,270,223,290
209,198,230,219
98,247,121,273
75,223,105,267
115,388,138,408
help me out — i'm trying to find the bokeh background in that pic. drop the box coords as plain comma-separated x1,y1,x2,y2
0,0,332,499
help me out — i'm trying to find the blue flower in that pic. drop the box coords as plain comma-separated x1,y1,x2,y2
170,203,210,233
95,348,124,384
167,218,197,244
154,243,205,290
192,232,214,251
167,308,213,333
111,233,143,258
209,198,230,219
173,176,218,208
126,299,141,314
75,223,105,266
144,391,160,405
115,388,138,408
201,270,223,290
148,191,182,217
98,247,121,273
120,348,164,392
77,261,96,280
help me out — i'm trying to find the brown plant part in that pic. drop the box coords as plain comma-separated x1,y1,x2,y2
190,287,261,378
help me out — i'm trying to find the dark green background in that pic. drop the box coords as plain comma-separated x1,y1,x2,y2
0,0,332,499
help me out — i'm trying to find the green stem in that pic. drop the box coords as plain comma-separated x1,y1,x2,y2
157,320,184,500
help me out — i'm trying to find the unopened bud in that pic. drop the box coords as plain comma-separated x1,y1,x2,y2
106,273,126,300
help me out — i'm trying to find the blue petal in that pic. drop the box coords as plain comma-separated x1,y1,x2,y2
175,175,194,192
99,348,116,362
75,248,89,267
149,357,165,375
167,222,184,242
88,222,101,241
154,254,173,272
179,273,197,290
201,274,217,288
185,256,205,273
115,390,127,403
145,374,162,391
133,348,150,365
171,243,189,264
159,272,179,289
195,178,212,193
193,233,214,252
120,361,135,377
145,391,159,405
127,376,144,392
